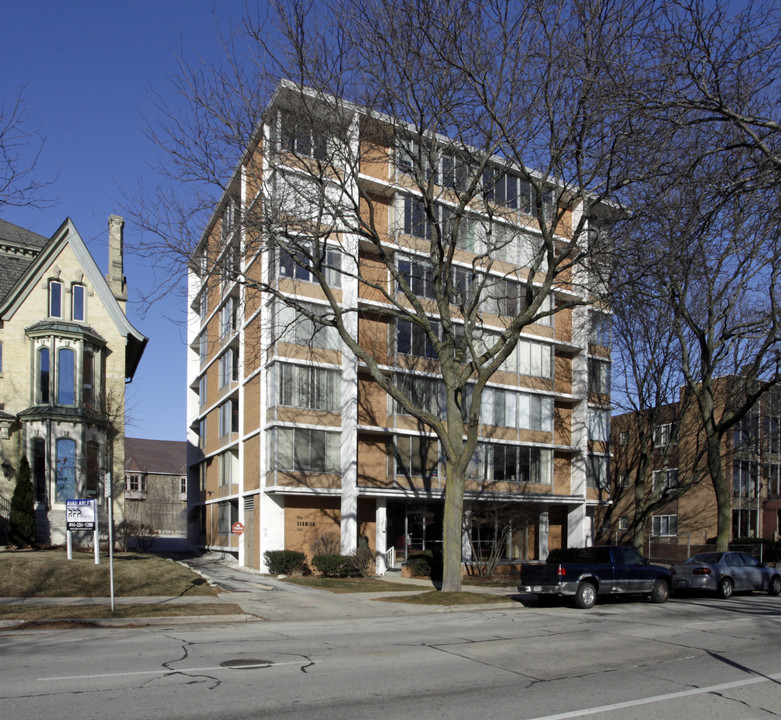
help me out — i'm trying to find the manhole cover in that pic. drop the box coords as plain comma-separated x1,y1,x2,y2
220,659,272,669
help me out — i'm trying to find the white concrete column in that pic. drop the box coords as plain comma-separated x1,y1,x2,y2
539,506,550,560
375,499,387,574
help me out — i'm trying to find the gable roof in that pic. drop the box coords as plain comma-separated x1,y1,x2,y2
125,438,187,475
0,217,147,380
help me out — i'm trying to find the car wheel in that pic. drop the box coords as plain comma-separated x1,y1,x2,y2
651,579,670,604
718,577,734,599
768,576,781,596
575,581,597,609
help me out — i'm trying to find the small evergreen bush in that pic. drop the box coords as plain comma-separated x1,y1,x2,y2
405,550,433,577
264,549,308,575
312,553,351,577
9,457,37,547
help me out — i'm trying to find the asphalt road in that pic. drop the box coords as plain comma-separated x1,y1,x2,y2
2,583,781,720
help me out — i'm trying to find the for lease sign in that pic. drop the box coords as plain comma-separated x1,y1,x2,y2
66,499,96,531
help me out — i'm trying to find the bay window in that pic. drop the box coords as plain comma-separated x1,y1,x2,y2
57,348,75,405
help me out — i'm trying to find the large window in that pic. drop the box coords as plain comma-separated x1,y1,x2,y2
219,348,239,388
126,473,147,492
652,468,679,492
55,437,76,503
280,110,328,160
480,388,553,432
219,398,239,437
277,363,339,411
396,435,439,479
588,409,611,442
32,437,46,503
587,454,609,489
518,339,553,378
85,441,99,497
72,284,85,322
467,444,552,485
652,514,678,537
395,374,444,417
397,319,438,358
403,196,436,240
276,428,340,473
49,280,62,318
275,301,340,351
38,348,50,404
733,460,758,498
218,450,238,486
82,351,95,409
653,422,674,448
217,500,239,535
57,348,75,405
219,297,238,339
588,358,611,395
277,242,342,288
397,253,435,299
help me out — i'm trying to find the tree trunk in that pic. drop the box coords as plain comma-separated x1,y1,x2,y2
441,460,465,592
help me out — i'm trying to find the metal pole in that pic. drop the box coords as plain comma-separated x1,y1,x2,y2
67,529,72,560
106,473,115,612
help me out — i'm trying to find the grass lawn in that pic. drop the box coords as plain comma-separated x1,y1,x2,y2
377,591,518,606
0,550,219,598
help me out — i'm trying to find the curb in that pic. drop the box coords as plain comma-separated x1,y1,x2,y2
0,613,263,629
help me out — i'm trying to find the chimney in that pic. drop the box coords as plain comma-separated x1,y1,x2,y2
106,215,128,307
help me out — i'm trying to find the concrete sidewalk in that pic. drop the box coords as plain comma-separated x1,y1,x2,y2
0,553,522,628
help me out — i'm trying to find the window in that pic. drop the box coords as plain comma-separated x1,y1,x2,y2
588,358,610,395
57,348,75,405
652,514,678,537
278,242,342,287
198,376,207,406
38,348,50,403
180,477,187,495
85,442,99,498
653,422,674,448
219,348,239,388
126,473,147,492
219,450,238,486
619,431,629,446
588,312,611,347
403,196,436,239
199,333,208,363
82,351,95,409
221,197,238,243
276,428,340,473
734,411,759,450
588,409,611,442
653,468,679,492
479,389,553,432
219,398,239,437
32,437,46,503
586,455,609,489
483,167,520,208
467,444,552,485
198,290,209,319
275,301,340,351
395,374,444,417
397,319,438,358
277,363,339,411
518,339,552,379
397,253,435,299
280,110,328,160
55,437,76,503
619,516,629,531
396,138,436,181
396,435,439,479
72,284,85,321
619,474,630,488
763,414,780,454
765,463,780,499
442,151,470,192
49,280,62,318
733,459,758,498
198,419,206,449
219,297,238,339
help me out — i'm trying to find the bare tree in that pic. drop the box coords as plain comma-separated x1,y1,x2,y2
132,0,655,592
0,86,50,210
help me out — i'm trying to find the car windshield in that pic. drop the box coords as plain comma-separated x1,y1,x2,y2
685,553,723,564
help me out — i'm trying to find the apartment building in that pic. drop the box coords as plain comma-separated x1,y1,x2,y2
0,216,147,544
186,82,608,572
605,381,781,556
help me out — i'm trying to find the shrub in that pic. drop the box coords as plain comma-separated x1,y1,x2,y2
310,532,341,556
312,553,351,577
264,549,308,575
405,550,433,577
347,545,376,578
9,457,37,547
115,520,157,552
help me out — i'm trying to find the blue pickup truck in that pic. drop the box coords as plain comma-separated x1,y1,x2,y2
518,546,672,609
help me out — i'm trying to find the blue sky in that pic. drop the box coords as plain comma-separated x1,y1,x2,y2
1,1,249,440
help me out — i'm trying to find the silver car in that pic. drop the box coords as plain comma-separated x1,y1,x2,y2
671,551,781,598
